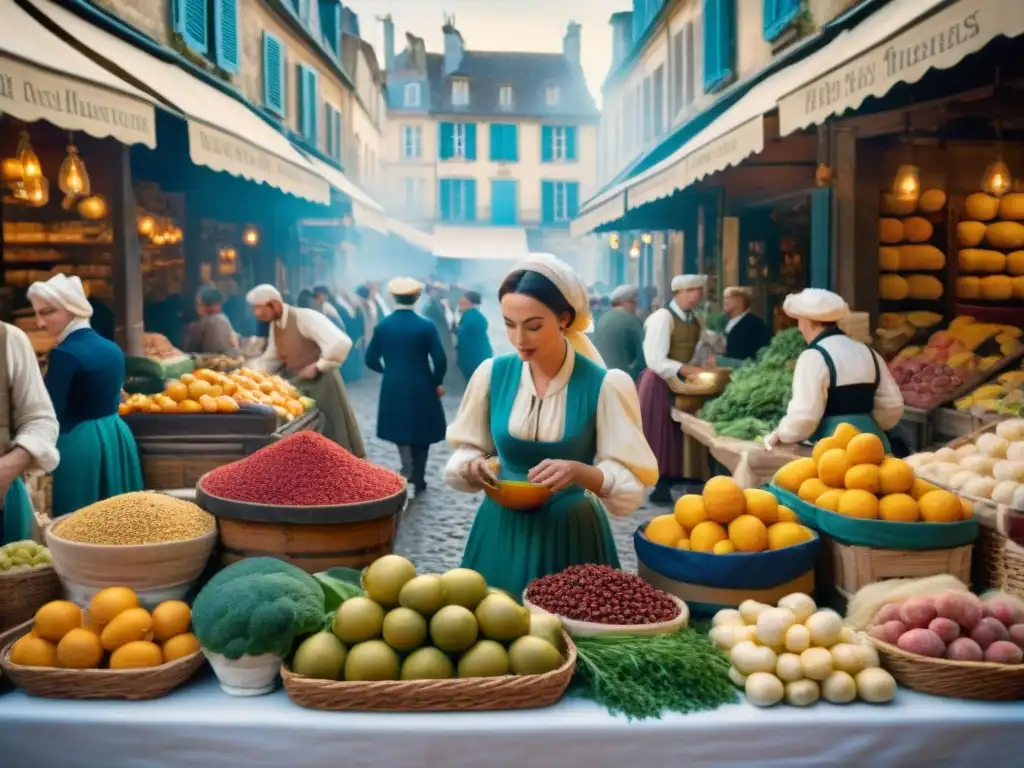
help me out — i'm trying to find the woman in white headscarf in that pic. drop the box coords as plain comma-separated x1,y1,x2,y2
28,274,143,516
444,254,659,596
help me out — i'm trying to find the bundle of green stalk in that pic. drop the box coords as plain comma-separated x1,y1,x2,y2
571,630,737,720
699,328,807,441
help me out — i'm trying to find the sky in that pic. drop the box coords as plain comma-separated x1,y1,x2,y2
346,0,628,103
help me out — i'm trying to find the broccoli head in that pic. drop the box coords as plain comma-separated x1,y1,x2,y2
192,558,325,659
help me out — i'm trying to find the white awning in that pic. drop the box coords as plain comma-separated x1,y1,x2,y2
570,188,626,237
305,156,388,234
386,218,433,251
432,226,529,261
0,0,157,147
778,0,998,136
29,0,330,204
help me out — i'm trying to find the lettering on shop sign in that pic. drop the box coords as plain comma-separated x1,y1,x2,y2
882,11,980,81
195,126,316,186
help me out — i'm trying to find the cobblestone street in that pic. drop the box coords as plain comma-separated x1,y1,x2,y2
345,366,665,575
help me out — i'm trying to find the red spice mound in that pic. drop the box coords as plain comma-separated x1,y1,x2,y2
525,564,679,625
201,431,404,506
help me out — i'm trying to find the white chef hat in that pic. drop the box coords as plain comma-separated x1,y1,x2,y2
388,276,424,296
27,274,93,318
510,253,605,365
246,284,283,305
671,274,706,291
783,288,849,323
723,286,754,300
609,284,638,303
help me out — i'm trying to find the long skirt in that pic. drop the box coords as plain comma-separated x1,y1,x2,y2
341,342,364,383
52,414,145,518
637,369,682,480
295,368,366,457
460,489,620,598
2,477,33,545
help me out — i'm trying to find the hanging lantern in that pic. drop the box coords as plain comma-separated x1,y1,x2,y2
641,232,653,245
891,164,921,204
77,195,108,220
58,142,90,199
608,233,620,250
629,241,641,259
152,233,167,246
981,158,1012,198
137,215,155,236
21,176,49,207
1,157,23,184
16,132,42,179
242,226,260,246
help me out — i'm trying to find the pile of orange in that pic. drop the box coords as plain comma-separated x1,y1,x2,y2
119,367,312,421
8,587,199,670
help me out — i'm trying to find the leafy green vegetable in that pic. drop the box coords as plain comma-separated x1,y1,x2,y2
699,328,807,440
314,569,365,612
571,630,738,720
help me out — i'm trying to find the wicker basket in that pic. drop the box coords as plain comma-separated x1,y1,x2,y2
823,535,972,599
0,565,63,632
974,519,1024,597
870,636,1024,701
0,623,205,700
281,633,576,711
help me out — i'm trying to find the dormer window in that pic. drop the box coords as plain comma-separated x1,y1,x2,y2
452,78,470,106
546,85,560,106
499,85,514,109
403,82,421,108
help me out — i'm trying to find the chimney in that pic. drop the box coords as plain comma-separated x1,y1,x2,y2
563,22,581,67
380,14,395,71
609,12,633,70
442,14,463,75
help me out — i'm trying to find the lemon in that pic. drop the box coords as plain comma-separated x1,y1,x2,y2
713,540,737,555
767,522,813,550
728,515,769,552
88,586,140,630
673,494,708,530
776,506,798,523
675,538,692,551
690,521,728,552
743,488,779,525
34,600,82,643
646,514,685,546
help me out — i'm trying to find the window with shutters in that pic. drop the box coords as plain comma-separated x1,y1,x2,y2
489,124,518,163
320,0,342,55
452,124,466,158
324,104,342,161
296,64,319,145
498,86,514,110
763,0,802,43
262,33,286,117
542,126,576,163
402,126,422,159
403,82,421,108
174,0,239,74
439,179,476,222
542,181,579,223
703,0,736,93
452,79,470,106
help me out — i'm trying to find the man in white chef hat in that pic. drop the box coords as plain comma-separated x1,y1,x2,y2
637,274,706,504
764,288,904,452
246,284,365,456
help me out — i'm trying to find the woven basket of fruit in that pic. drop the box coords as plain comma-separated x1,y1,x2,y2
0,540,62,632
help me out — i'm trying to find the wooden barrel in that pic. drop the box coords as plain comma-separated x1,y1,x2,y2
217,515,397,573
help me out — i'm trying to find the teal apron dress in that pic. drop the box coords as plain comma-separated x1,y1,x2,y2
807,328,892,453
460,353,621,597
2,478,34,544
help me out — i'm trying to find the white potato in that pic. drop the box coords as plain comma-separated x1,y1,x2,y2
977,433,1010,460
755,608,798,649
745,672,784,707
960,455,997,476
777,593,817,622
1006,442,1024,463
954,444,980,460
856,667,897,703
800,647,834,681
821,671,857,704
775,653,804,683
996,418,1024,442
805,610,844,648
993,481,1020,506
906,452,935,470
730,641,778,676
933,447,957,463
993,460,1024,483
712,608,744,628
784,624,811,653
784,679,820,707
960,476,998,500
949,470,981,491
739,600,771,625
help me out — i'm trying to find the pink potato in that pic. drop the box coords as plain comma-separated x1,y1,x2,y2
981,595,1024,627
946,637,984,662
874,603,904,626
970,617,1010,650
897,628,947,658
899,596,938,630
1008,624,1024,649
928,617,961,645
983,640,1024,665
934,592,983,631
870,620,908,645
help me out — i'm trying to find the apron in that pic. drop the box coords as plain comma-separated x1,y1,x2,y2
52,414,144,518
293,368,366,458
460,354,620,597
0,323,34,544
807,329,892,453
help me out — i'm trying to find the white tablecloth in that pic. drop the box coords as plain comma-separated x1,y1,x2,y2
0,672,1021,766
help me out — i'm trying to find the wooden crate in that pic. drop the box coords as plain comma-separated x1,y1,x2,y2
141,455,237,490
823,535,972,599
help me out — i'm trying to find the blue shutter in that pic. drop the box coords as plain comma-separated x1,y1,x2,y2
262,33,285,115
541,126,553,163
489,124,502,162
491,180,517,225
439,122,454,160
566,183,580,218
465,123,477,161
541,181,555,224
464,180,477,222
507,125,518,162
214,0,239,72
565,126,577,161
764,0,800,42
319,0,341,54
703,0,736,92
177,0,209,54
439,179,452,220
309,70,319,144
810,187,831,289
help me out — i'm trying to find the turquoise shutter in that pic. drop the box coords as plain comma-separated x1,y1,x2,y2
491,180,517,225
177,0,209,54
566,183,580,218
262,33,284,115
764,0,800,42
489,124,503,161
465,123,477,161
334,108,343,160
565,126,577,161
703,0,736,92
507,125,518,162
214,0,239,72
439,123,454,160
309,70,319,143
809,187,832,289
541,126,553,163
439,179,452,220
465,180,477,222
541,181,555,224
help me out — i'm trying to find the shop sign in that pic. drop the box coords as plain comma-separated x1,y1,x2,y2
0,54,156,147
188,120,330,205
779,0,1024,136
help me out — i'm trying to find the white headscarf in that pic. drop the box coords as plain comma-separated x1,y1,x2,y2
783,288,849,323
609,284,638,303
510,253,605,365
27,274,93,318
671,274,706,291
246,284,283,305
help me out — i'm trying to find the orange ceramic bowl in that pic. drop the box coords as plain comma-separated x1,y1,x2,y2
483,480,553,511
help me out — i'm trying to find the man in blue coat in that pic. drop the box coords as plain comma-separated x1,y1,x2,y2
455,290,493,382
365,277,448,494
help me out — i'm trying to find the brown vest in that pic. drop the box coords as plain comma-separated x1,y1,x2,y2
272,307,321,373
668,310,701,364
